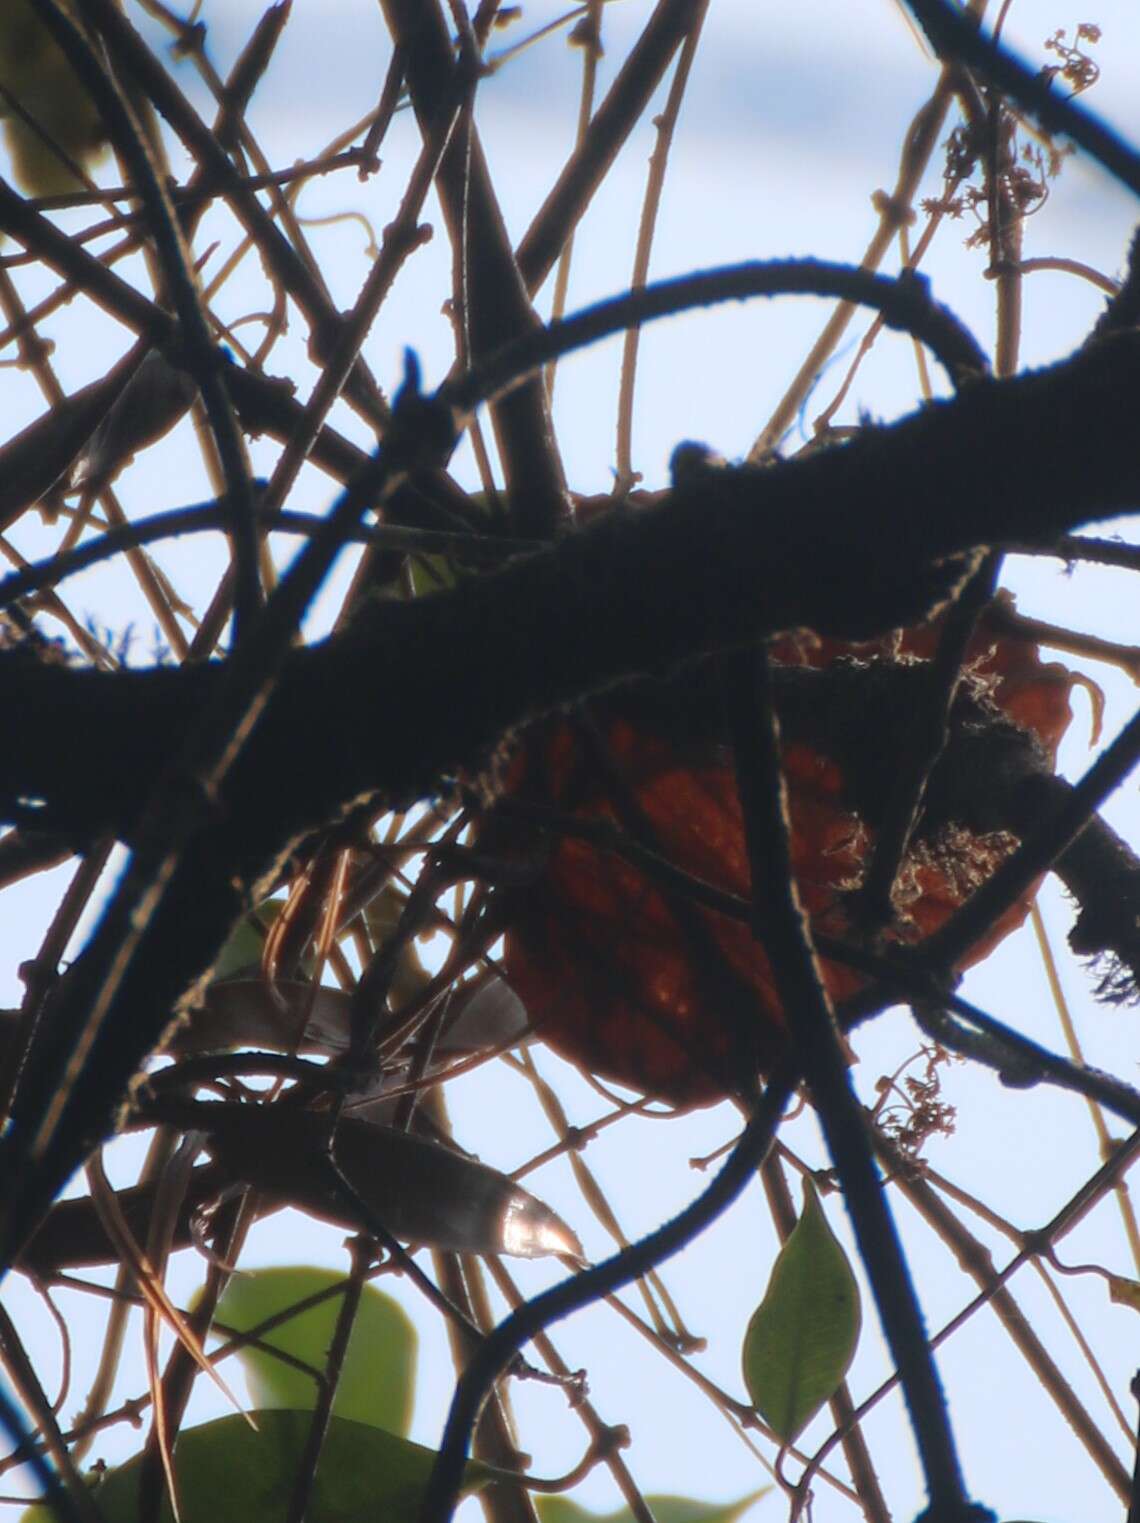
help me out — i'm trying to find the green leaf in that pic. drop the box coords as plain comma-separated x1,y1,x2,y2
403,493,500,599
213,1266,417,1436
210,899,284,983
24,1411,490,1523
741,1181,861,1443
407,551,458,597
536,1490,770,1523
0,1,109,194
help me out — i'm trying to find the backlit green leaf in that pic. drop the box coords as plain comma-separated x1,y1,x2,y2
213,1266,416,1435
741,1180,861,1443
407,551,458,597
0,1,109,194
209,898,285,983
24,1411,489,1523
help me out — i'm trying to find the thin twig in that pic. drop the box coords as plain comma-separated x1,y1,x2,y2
286,1236,373,1523
0,1304,103,1523
613,0,708,490
544,0,603,404
31,0,261,640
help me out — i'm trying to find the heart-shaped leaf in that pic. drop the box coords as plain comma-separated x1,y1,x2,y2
213,1266,416,1434
22,1410,491,1523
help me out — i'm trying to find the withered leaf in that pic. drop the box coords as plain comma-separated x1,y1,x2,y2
194,1103,582,1260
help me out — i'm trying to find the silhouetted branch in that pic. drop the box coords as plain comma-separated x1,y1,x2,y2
901,0,1140,198
419,1070,794,1521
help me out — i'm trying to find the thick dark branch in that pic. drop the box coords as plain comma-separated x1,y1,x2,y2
3,331,1140,855
380,0,569,535
2,331,1139,1264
